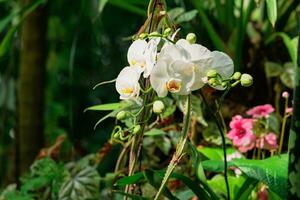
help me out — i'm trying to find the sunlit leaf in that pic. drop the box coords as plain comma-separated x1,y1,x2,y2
84,103,122,112
266,0,277,27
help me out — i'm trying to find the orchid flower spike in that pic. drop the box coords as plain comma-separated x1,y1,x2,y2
116,67,140,100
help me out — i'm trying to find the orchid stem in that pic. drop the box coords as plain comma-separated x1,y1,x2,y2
278,97,289,154
154,94,191,200
200,90,230,200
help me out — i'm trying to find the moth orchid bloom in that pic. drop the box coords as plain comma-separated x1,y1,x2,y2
151,40,212,97
116,67,140,100
127,38,160,78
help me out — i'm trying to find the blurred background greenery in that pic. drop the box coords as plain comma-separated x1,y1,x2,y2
0,0,298,191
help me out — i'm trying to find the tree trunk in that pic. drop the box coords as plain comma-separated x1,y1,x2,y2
17,0,47,176
288,12,300,200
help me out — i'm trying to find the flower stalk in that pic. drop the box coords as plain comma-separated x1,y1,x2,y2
154,94,191,200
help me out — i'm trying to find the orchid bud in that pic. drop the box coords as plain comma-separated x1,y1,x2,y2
153,100,165,114
139,33,148,39
163,28,172,36
133,125,141,134
221,82,227,88
116,111,126,120
232,72,241,80
208,78,217,85
207,69,218,78
240,74,253,87
113,132,120,139
186,33,196,44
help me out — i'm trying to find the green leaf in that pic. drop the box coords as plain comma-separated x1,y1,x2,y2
115,173,144,187
144,128,166,136
0,0,47,59
268,113,280,134
280,62,295,88
264,61,283,78
233,155,288,199
175,10,198,24
167,7,185,21
198,147,237,161
188,143,207,183
208,174,246,200
143,170,179,200
192,1,226,52
108,0,146,16
266,33,298,65
84,102,122,112
203,154,288,199
235,177,258,200
59,164,100,200
98,0,108,14
266,0,277,27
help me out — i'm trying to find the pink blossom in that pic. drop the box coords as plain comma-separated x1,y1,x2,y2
286,107,293,114
256,133,278,150
246,104,274,118
227,115,256,152
235,133,257,152
282,91,289,98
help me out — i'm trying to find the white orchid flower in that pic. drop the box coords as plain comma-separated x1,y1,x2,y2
210,51,234,79
209,51,234,90
150,56,197,97
150,39,212,97
127,38,160,78
116,67,140,100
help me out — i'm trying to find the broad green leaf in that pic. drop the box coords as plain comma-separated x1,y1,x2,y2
59,165,100,200
264,61,283,78
84,103,121,111
208,174,246,200
233,154,288,199
175,10,198,24
198,147,237,161
144,128,166,136
266,0,277,27
202,154,288,199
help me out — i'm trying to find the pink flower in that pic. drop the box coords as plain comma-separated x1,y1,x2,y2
256,133,278,150
286,107,293,114
235,133,257,152
227,115,256,152
282,91,289,98
246,104,274,118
